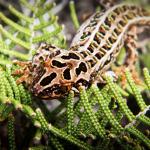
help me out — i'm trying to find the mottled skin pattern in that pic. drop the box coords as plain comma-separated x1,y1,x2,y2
14,4,150,99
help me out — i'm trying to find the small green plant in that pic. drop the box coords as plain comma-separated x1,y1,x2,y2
0,0,150,149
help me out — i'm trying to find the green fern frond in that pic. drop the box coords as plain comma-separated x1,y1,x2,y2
143,68,150,90
0,0,66,64
105,75,135,122
91,84,123,133
66,90,74,135
125,69,147,110
79,86,106,137
7,115,16,150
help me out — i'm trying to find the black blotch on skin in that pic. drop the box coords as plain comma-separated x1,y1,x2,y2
81,31,91,39
123,5,128,11
104,17,111,27
80,51,88,57
90,19,97,26
95,52,102,59
114,28,121,35
32,68,46,85
76,62,87,75
40,72,56,86
111,14,116,20
99,26,105,36
39,56,44,62
102,44,111,51
69,53,80,59
87,46,94,53
45,47,50,51
88,59,96,67
94,35,101,44
108,36,115,44
52,60,67,68
114,8,120,15
119,20,126,26
63,68,71,80
61,52,80,60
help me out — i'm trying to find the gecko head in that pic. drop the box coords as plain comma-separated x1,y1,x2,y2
30,43,82,99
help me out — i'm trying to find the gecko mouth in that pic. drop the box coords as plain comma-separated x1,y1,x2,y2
36,84,72,99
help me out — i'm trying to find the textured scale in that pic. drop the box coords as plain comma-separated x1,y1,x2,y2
15,4,150,99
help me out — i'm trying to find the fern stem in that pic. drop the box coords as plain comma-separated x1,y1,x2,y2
35,2,55,17
125,69,147,111
143,68,150,90
91,85,123,133
66,90,74,135
49,135,64,150
0,69,6,97
0,48,29,60
79,86,106,137
8,5,33,23
105,76,135,122
5,66,20,101
7,115,16,150
0,69,13,120
20,0,36,12
126,127,150,148
36,108,91,150
0,12,31,36
138,115,150,126
3,73,14,98
49,124,92,150
69,1,80,29
18,84,32,105
0,25,30,49
33,15,57,30
0,58,12,65
32,26,62,43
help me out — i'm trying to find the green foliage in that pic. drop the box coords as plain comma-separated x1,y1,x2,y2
0,0,66,64
7,115,16,150
69,1,80,30
0,0,150,150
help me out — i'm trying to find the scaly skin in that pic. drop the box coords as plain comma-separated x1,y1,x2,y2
14,4,150,99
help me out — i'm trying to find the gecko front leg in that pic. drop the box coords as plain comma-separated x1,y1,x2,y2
12,60,32,84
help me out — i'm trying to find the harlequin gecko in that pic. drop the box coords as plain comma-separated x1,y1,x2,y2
14,4,150,99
